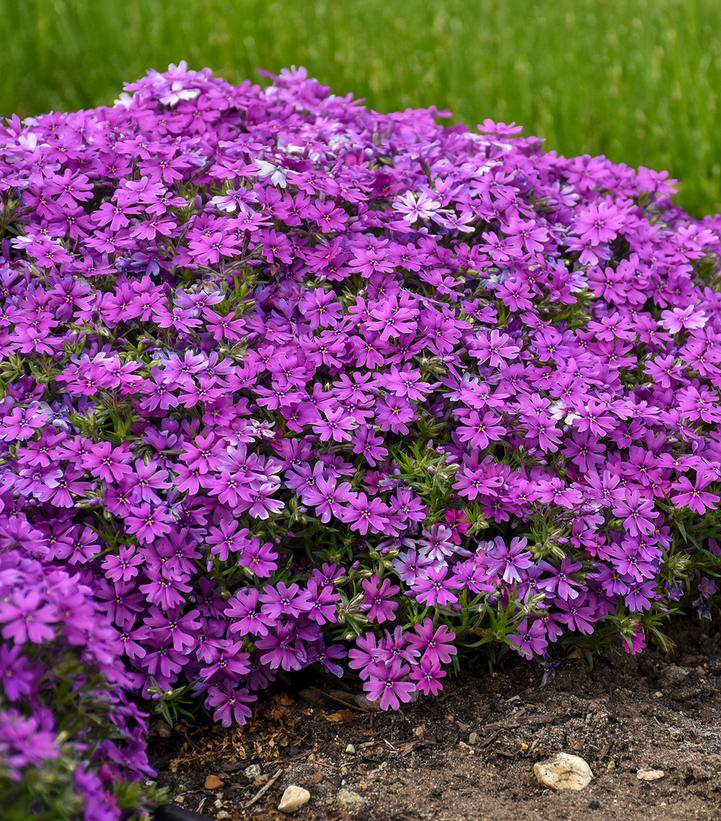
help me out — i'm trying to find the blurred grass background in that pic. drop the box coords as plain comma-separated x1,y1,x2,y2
1,0,719,215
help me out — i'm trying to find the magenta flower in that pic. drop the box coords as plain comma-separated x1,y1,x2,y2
574,201,625,245
204,686,256,727
260,582,312,624
361,576,400,624
305,579,340,625
78,441,131,484
485,537,534,585
0,591,57,644
409,656,446,696
670,476,720,515
226,588,272,637
363,659,415,710
101,545,144,583
407,619,457,665
509,619,548,658
302,472,353,524
125,503,173,544
413,566,459,607
0,405,48,441
340,493,391,535
456,409,507,450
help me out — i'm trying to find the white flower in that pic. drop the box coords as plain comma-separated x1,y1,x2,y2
393,191,443,224
114,92,134,109
160,82,201,107
254,160,288,188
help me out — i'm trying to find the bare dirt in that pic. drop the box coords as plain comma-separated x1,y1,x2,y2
152,625,721,820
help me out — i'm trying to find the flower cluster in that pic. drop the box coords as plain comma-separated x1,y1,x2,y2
1,62,721,815
0,548,153,819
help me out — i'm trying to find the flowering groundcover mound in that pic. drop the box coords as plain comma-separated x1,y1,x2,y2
1,63,721,817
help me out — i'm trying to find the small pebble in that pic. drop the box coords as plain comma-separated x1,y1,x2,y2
468,731,479,745
244,764,262,780
534,753,593,791
204,774,224,790
637,769,665,781
278,785,311,813
337,788,365,812
345,743,356,754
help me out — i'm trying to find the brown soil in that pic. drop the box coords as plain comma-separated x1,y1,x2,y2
152,625,721,820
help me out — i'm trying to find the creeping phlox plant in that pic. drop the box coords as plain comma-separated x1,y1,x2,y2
1,63,721,816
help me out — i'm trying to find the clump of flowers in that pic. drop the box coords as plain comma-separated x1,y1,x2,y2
0,548,155,819
1,61,721,814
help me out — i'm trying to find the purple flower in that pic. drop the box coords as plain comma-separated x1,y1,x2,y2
125,503,173,544
611,490,659,537
260,582,312,624
348,632,383,680
670,476,719,515
305,578,340,625
0,645,38,700
412,566,459,607
509,619,549,658
363,659,416,710
226,588,272,637
541,558,584,601
361,576,400,624
340,493,392,536
485,537,534,585
410,656,446,696
407,619,457,665
204,686,256,727
0,708,59,776
256,626,307,671
0,590,57,644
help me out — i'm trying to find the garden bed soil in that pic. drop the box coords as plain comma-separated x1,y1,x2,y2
152,625,721,820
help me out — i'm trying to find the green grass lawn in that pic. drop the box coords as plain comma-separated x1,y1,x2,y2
1,0,720,215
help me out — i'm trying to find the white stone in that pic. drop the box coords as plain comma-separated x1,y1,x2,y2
337,788,365,812
534,753,593,791
244,763,261,780
278,785,311,813
637,769,665,781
